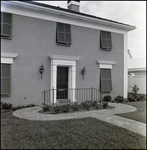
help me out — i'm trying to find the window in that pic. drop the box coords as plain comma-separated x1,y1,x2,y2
1,12,12,39
56,22,71,45
100,31,112,50
1,64,11,96
100,69,112,92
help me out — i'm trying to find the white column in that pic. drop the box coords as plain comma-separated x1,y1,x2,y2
71,65,76,102
68,67,72,101
50,60,57,104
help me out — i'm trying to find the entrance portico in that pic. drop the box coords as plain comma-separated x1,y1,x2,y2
48,54,80,104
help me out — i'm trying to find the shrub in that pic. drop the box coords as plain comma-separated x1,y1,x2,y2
80,101,91,110
52,105,62,113
17,106,23,109
132,84,139,98
91,100,98,107
128,97,136,102
71,103,79,111
60,104,70,113
137,95,146,101
21,105,26,108
25,104,36,107
95,103,102,110
2,102,12,110
43,106,49,112
12,107,19,111
29,104,36,107
102,102,108,108
110,99,115,103
103,95,112,102
114,95,124,103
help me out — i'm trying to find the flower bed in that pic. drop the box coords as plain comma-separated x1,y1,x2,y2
40,100,115,114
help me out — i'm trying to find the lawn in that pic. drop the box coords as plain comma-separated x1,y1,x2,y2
1,109,146,149
115,101,146,123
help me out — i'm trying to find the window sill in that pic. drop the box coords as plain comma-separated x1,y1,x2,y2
56,43,71,47
1,36,12,40
1,94,11,97
100,48,111,52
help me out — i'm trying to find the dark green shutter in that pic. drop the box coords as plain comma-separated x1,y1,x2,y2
57,22,71,44
100,69,112,92
1,12,12,38
101,31,107,48
1,64,11,95
100,31,112,50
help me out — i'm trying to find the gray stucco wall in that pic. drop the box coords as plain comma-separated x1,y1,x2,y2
1,14,124,106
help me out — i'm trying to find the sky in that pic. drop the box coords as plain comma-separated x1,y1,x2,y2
37,1,146,59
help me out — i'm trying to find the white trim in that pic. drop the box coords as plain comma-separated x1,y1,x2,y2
49,54,81,61
1,1,136,32
97,60,116,69
48,54,80,104
128,68,146,72
67,1,80,7
123,33,128,98
129,73,135,76
1,52,18,64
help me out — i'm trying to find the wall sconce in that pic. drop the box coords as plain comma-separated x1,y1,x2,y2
39,65,44,79
81,67,86,79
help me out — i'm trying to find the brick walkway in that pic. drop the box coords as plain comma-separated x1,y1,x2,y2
13,102,146,137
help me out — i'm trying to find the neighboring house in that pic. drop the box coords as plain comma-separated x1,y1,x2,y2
1,1,136,106
128,57,146,94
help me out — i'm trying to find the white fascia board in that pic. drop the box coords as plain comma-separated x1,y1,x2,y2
2,1,136,32
1,52,18,64
49,54,81,61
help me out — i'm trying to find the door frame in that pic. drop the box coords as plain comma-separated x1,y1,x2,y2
49,54,80,104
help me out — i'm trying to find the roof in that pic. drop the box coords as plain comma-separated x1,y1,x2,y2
128,57,146,71
19,1,136,30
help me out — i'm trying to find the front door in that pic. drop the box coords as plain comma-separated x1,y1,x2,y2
57,67,68,99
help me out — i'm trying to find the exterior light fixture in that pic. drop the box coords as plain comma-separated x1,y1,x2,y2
39,65,44,79
81,67,86,79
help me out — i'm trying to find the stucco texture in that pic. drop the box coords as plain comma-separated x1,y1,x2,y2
1,14,124,106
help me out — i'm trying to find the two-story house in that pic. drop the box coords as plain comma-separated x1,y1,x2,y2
1,1,136,106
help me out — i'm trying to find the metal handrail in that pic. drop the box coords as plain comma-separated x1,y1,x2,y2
42,87,101,106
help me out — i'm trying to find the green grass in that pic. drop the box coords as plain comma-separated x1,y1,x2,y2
1,110,146,149
115,101,146,123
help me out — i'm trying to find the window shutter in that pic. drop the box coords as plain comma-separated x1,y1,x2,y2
1,64,11,95
1,12,12,38
100,31,112,50
56,22,71,45
100,69,112,92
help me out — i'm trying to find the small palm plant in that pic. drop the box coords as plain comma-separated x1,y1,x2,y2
132,84,139,100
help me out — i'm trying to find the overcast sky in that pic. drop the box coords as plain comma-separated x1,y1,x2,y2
37,1,146,59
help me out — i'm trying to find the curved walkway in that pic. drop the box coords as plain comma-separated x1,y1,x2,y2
13,102,146,137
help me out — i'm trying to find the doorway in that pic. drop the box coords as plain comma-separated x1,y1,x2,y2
57,67,68,99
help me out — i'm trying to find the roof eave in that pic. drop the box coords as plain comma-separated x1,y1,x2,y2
4,1,136,31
